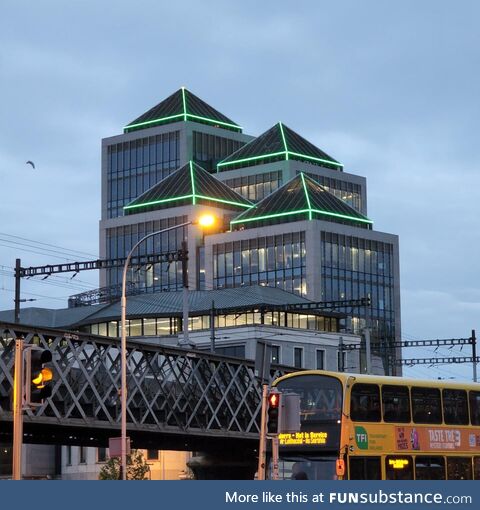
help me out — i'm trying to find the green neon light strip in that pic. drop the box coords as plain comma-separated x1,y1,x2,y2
124,193,251,211
124,195,191,209
287,151,343,168
278,122,289,160
125,113,241,131
124,194,194,209
218,150,343,169
181,87,188,122
218,151,287,168
189,160,196,205
185,113,240,129
194,195,251,208
300,173,313,220
230,207,372,225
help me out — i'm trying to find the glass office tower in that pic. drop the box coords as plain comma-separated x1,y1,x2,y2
98,88,401,373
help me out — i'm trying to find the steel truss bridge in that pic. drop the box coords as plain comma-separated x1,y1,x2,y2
0,322,289,453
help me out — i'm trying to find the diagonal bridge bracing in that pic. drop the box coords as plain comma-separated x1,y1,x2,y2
0,322,289,451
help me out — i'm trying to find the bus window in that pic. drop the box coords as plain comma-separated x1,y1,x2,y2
469,391,480,425
276,374,342,425
447,457,473,480
411,387,442,424
385,456,413,480
350,384,381,422
443,389,468,425
349,457,381,480
474,458,480,480
382,385,410,423
276,456,337,480
415,456,445,480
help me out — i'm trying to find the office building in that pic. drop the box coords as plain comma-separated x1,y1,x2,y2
98,87,400,374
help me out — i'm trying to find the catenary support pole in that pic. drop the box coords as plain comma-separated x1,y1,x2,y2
472,329,477,383
14,259,21,323
181,240,190,346
210,300,215,352
365,329,372,374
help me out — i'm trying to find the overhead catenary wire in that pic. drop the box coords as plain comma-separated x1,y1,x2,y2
0,232,98,259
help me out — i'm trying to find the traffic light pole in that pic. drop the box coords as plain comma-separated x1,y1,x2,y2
257,384,268,480
271,436,279,480
12,338,24,480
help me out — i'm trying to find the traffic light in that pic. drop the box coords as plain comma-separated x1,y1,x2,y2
267,390,282,435
26,347,53,406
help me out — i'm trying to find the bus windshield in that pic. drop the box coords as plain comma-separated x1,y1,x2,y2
276,374,343,427
274,455,338,480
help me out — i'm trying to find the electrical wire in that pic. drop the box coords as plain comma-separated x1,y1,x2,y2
0,232,98,259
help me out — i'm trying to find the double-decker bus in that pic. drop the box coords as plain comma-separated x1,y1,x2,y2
270,370,480,480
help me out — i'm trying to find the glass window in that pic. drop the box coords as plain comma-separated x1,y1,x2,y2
147,450,158,460
143,319,156,336
469,391,480,425
294,347,303,369
276,456,337,480
79,446,87,464
382,385,410,423
447,457,472,480
276,374,342,425
215,345,245,358
129,319,142,337
415,456,445,480
97,448,107,463
66,446,72,465
316,350,325,370
349,457,381,480
271,345,280,364
350,384,381,422
411,387,442,424
385,456,413,480
443,389,468,425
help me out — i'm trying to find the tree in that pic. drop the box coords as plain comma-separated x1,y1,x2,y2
99,449,150,480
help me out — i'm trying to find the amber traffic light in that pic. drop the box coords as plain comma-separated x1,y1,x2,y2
26,348,53,405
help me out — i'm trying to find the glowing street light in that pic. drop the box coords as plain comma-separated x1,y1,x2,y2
120,213,215,479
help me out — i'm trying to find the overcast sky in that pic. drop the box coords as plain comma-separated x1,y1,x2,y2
1,1,479,380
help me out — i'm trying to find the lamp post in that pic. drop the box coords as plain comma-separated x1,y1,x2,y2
120,214,215,480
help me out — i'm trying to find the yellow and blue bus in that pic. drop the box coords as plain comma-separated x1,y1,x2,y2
270,370,480,480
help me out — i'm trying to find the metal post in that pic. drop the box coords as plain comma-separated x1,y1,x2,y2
12,338,24,480
472,329,477,383
210,300,215,353
14,258,21,323
181,240,190,346
257,384,269,480
271,436,279,480
364,329,372,374
338,336,344,372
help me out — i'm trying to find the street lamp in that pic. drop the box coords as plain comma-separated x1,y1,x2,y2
120,213,215,480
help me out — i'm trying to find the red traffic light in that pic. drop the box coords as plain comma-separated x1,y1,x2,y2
268,392,280,408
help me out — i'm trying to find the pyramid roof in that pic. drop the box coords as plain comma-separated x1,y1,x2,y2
124,161,253,214
217,122,342,170
124,88,242,133
230,173,371,229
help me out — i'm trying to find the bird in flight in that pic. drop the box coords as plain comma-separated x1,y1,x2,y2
26,160,35,169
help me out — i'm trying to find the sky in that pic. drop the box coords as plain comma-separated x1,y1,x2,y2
1,1,479,381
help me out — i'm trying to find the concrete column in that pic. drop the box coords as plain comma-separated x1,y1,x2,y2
305,222,322,301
